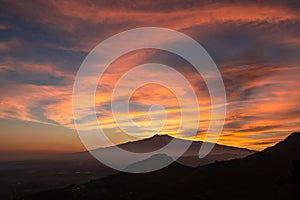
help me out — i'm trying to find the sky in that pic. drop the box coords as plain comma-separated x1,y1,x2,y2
1,0,300,156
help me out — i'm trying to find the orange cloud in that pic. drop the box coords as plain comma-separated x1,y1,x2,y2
1,1,300,152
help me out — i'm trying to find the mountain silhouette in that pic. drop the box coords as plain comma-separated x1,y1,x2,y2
87,134,255,167
0,134,255,199
24,132,300,200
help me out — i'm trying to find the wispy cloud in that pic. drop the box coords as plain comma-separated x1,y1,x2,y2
0,0,300,151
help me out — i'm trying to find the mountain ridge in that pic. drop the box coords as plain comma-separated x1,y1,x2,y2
82,133,256,167
89,134,256,153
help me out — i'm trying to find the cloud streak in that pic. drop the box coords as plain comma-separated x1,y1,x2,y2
0,0,300,151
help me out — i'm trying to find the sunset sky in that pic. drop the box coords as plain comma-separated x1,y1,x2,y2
1,0,300,157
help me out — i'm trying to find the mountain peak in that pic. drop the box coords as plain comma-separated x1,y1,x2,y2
147,134,174,140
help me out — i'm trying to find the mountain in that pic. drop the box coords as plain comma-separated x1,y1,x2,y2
87,134,256,167
0,135,255,199
24,132,300,200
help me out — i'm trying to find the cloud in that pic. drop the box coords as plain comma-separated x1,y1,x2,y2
0,38,20,51
28,100,61,125
237,125,282,133
0,0,300,151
